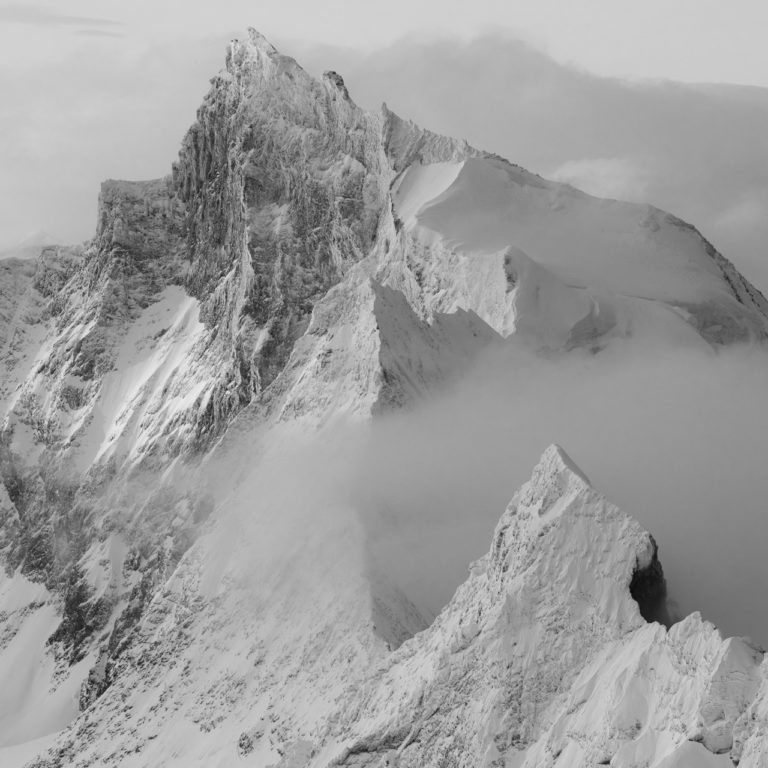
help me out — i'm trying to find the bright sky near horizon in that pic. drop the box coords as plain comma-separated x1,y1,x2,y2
1,0,768,294
1,0,767,86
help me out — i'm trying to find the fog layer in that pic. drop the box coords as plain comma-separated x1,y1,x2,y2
354,336,768,644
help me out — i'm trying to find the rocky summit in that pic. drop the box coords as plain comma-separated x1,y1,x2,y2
1,28,768,767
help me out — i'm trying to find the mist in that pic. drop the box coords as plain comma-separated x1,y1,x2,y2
196,327,768,647
352,335,768,645
0,34,225,248
3,33,767,301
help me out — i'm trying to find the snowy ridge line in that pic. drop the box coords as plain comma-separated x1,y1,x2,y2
318,447,767,768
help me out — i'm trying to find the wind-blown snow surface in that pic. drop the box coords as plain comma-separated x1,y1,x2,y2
2,28,768,767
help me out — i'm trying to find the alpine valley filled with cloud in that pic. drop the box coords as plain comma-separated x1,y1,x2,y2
3,27,768,768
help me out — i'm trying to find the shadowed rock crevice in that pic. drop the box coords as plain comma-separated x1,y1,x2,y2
630,537,673,627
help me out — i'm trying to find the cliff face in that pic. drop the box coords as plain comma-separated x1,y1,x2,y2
0,30,482,745
2,28,768,768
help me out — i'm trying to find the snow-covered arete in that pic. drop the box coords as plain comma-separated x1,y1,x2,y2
320,446,767,767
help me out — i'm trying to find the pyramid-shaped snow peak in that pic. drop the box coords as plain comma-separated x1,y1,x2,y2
315,446,766,768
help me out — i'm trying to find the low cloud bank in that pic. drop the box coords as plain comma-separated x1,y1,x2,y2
353,337,768,644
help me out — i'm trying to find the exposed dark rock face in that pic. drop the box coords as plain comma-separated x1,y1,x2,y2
0,30,410,712
33,246,83,302
172,28,392,410
630,537,673,627
0,176,191,618
47,564,113,664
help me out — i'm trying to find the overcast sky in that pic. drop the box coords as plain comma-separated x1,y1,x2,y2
3,1,768,83
1,1,767,290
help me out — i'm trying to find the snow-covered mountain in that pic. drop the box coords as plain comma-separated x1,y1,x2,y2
1,28,768,767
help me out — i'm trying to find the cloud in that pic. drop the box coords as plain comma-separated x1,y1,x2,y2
0,4,122,29
194,321,768,648
548,156,652,201
712,191,768,233
354,335,768,646
73,29,125,39
0,34,226,247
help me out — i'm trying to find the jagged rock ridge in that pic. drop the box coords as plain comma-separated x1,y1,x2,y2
0,28,767,768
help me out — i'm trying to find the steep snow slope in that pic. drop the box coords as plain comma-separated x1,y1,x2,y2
319,447,768,767
390,156,768,347
1,28,768,768
0,572,88,749
72,286,205,471
0,248,82,411
19,427,427,768
22,445,768,767
401,156,746,302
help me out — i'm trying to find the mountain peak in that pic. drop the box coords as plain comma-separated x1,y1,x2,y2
224,27,304,84
323,69,350,100
538,442,591,483
485,443,652,601
522,442,593,517
244,26,277,55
